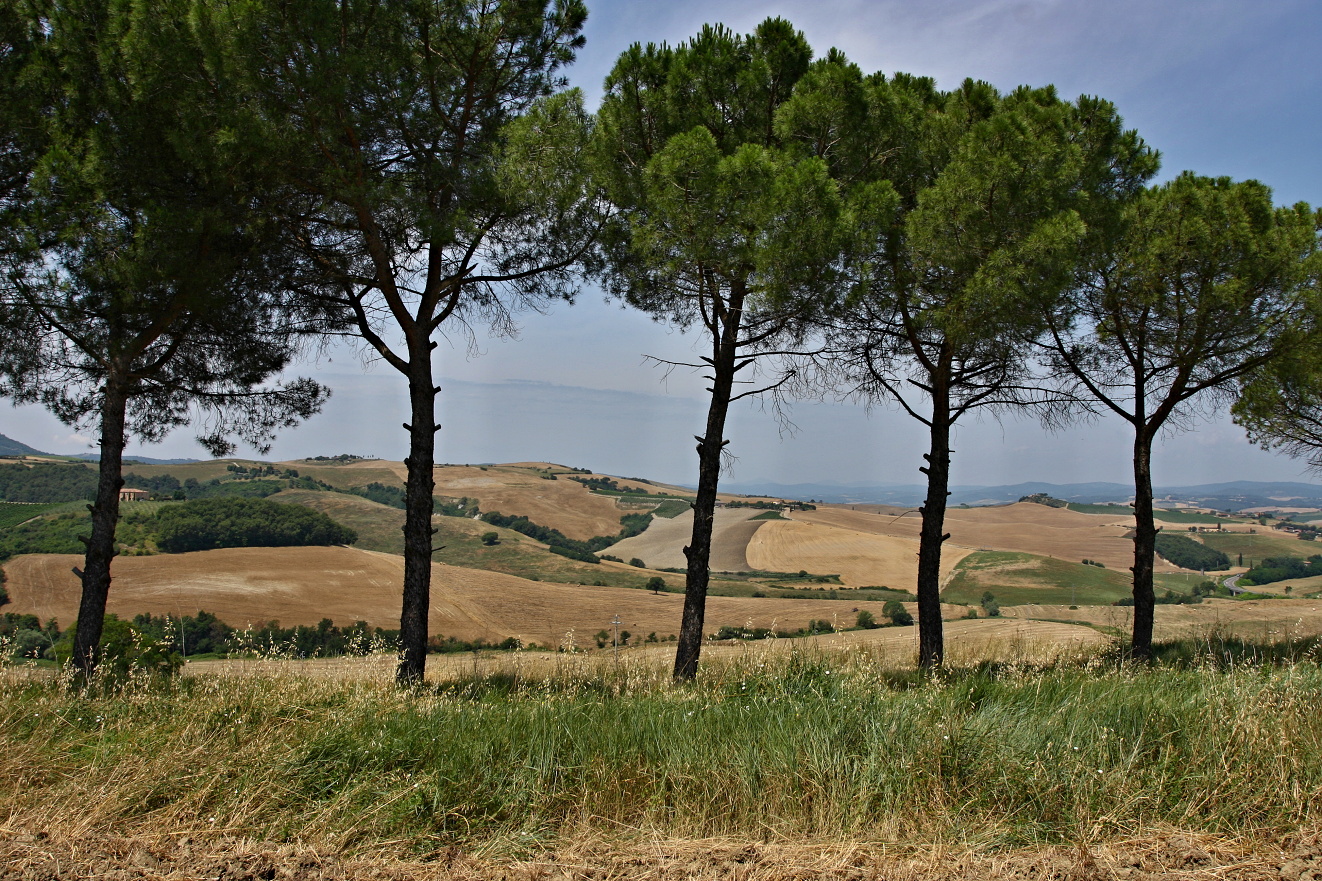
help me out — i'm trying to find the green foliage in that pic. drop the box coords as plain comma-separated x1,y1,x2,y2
651,500,691,519
0,463,97,503
646,577,667,594
1154,533,1231,571
150,498,357,553
10,655,1322,846
1242,555,1322,586
54,615,182,682
548,545,599,564
0,511,91,559
127,610,398,659
855,610,877,629
480,532,500,547
480,510,648,558
882,600,914,626
0,501,62,529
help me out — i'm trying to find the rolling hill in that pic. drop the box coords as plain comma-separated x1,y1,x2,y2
5,454,1321,654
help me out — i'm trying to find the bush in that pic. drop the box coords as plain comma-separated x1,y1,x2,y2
883,600,913,626
629,558,646,568
481,531,500,546
54,614,183,682
549,545,599,564
855,610,877,629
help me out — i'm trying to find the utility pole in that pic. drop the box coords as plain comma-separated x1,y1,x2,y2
612,614,622,661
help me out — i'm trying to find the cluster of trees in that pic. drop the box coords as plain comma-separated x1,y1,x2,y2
147,497,356,553
480,510,652,559
1242,555,1322,586
1153,533,1232,572
0,463,98,502
2,3,1320,683
0,496,355,558
131,611,398,659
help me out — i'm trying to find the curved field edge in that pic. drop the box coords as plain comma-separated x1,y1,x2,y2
3,650,1321,856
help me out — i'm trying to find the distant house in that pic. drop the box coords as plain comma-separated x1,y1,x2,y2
118,488,149,502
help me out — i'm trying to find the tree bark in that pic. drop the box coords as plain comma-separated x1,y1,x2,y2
915,379,952,668
1129,429,1157,661
673,300,740,681
72,372,129,682
396,355,438,685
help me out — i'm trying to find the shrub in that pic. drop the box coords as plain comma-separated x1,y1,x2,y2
883,601,913,626
54,614,183,682
629,558,645,568
481,531,500,546
855,610,877,629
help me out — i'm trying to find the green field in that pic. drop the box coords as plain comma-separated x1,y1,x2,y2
1197,530,1313,562
0,501,63,529
1152,508,1234,525
1064,502,1230,525
1065,502,1130,515
943,550,1135,605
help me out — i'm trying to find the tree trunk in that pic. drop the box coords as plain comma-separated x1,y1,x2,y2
1129,429,1157,661
72,373,129,682
915,381,952,668
396,358,438,685
673,314,739,682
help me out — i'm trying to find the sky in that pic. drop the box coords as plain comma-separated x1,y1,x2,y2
4,0,1322,490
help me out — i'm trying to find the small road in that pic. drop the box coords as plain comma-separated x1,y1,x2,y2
1222,573,1247,595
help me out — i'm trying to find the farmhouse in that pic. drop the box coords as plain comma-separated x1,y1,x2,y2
118,488,149,502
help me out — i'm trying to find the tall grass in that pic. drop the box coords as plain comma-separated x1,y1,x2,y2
3,643,1321,856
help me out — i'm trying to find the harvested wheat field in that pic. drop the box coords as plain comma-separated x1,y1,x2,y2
606,508,766,571
282,459,631,541
798,502,1174,571
1004,596,1322,642
4,547,944,645
746,518,970,588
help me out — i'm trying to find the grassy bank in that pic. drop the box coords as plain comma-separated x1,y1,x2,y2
3,645,1321,857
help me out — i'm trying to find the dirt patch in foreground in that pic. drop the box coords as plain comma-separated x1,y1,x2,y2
0,830,1313,880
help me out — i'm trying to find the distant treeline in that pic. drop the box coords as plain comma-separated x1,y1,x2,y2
1242,555,1322,586
479,510,653,562
1154,533,1230,571
0,462,97,502
2,606,544,662
1,497,355,559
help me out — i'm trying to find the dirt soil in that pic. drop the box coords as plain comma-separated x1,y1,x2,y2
0,829,1315,880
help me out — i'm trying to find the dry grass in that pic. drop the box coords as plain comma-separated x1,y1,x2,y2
746,518,970,589
5,640,1322,875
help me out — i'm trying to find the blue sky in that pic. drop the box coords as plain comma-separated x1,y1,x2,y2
4,0,1321,489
